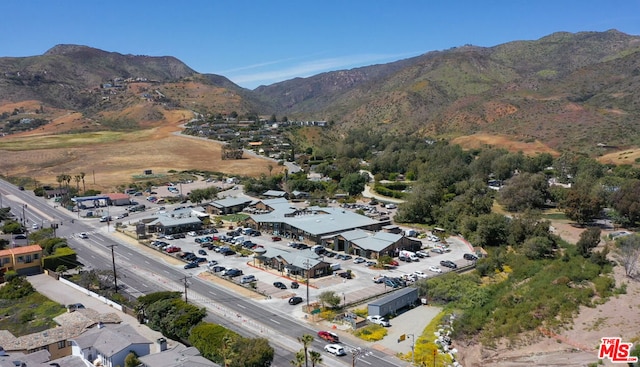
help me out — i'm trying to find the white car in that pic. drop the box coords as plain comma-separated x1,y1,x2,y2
428,265,442,273
78,232,89,239
187,231,197,236
367,315,390,327
354,257,366,264
324,344,346,356
414,270,428,278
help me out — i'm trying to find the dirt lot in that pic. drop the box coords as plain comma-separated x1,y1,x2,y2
0,110,281,192
459,220,640,367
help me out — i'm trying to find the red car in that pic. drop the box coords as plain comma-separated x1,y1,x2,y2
271,236,282,241
318,331,339,343
165,246,181,253
389,260,399,266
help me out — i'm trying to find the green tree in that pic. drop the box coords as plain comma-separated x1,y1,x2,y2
560,186,603,225
338,172,367,196
2,220,23,234
290,350,305,367
615,234,640,277
309,350,322,367
498,172,549,212
522,236,555,260
189,323,239,362
146,298,206,340
318,291,341,309
576,227,601,257
611,180,640,226
231,337,274,367
297,334,314,367
80,171,86,193
124,352,140,367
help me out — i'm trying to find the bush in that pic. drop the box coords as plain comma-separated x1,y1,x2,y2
0,276,35,299
354,324,387,341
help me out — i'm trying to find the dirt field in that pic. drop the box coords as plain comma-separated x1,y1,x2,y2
452,133,560,156
0,109,281,192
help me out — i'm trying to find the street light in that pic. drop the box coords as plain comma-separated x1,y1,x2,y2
22,204,27,225
407,333,415,365
351,347,372,367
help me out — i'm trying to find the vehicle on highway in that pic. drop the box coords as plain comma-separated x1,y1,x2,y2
273,281,287,289
440,260,458,269
184,262,198,269
324,344,346,356
288,296,303,305
428,265,442,273
318,331,339,343
31,223,39,229
78,232,89,239
367,315,390,327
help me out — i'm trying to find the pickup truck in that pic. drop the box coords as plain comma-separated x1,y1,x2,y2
366,315,390,327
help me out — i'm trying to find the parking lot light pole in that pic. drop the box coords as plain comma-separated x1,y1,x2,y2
408,333,415,365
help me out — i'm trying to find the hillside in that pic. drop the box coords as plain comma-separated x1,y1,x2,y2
2,30,640,154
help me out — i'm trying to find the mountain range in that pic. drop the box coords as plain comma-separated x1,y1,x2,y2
1,29,640,153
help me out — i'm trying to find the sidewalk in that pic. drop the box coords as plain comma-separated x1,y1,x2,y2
28,273,173,353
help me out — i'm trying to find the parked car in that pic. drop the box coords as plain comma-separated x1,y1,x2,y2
207,260,218,267
165,246,181,253
184,262,198,269
291,281,300,289
428,265,442,273
416,250,430,258
318,331,339,343
288,296,303,305
198,249,207,256
414,270,428,278
431,247,444,254
210,265,225,273
223,268,243,277
366,260,377,267
354,257,366,264
324,344,346,356
384,278,399,288
273,281,287,289
463,253,478,261
440,260,458,269
240,275,257,284
367,315,390,327
338,272,352,279
271,236,282,241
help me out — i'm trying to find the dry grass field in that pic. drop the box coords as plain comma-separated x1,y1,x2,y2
451,133,560,156
0,107,280,192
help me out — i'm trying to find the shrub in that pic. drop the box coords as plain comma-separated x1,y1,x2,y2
355,324,387,341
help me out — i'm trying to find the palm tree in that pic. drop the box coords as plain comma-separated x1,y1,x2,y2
56,174,64,189
298,334,314,367
63,174,71,189
80,171,86,193
74,174,81,192
290,350,305,367
309,350,322,367
221,334,235,367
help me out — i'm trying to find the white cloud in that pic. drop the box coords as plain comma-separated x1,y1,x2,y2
227,52,419,89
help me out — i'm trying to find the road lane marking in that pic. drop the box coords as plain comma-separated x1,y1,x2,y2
270,319,280,325
236,304,246,309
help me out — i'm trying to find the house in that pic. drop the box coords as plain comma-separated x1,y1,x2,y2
71,323,152,367
204,197,253,215
139,344,221,367
146,216,203,236
0,307,122,360
43,188,68,199
254,248,331,279
262,190,289,199
0,244,43,277
105,193,131,206
331,229,421,258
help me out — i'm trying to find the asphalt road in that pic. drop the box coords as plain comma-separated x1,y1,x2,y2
0,179,404,367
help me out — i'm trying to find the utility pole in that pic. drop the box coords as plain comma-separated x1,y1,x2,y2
303,259,311,315
180,276,191,303
407,333,415,365
22,204,27,225
107,244,118,293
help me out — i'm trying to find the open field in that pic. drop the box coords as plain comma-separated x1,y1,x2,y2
0,112,281,192
451,133,560,156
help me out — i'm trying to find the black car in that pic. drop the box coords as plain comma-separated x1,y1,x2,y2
288,296,303,305
211,265,225,273
184,262,198,269
291,281,300,289
325,251,336,258
224,268,243,277
273,281,287,289
440,260,458,269
198,249,207,256
463,253,478,261
338,272,352,279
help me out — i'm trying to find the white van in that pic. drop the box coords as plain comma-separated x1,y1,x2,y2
330,263,341,271
233,236,245,244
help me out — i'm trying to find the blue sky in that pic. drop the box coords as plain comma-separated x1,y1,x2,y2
1,1,639,89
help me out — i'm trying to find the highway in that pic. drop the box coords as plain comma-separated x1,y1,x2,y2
0,179,403,367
